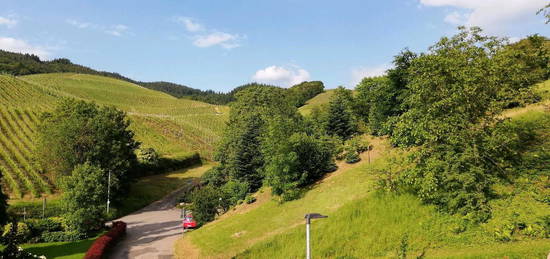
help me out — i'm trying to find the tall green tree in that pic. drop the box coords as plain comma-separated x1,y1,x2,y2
390,27,506,147
261,115,336,199
354,76,394,135
326,87,357,140
354,49,417,136
36,98,140,190
215,85,297,191
388,27,537,220
61,163,108,234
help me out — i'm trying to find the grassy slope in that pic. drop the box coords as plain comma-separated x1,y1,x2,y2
176,80,550,258
20,73,229,158
298,89,335,116
0,73,228,198
176,137,390,258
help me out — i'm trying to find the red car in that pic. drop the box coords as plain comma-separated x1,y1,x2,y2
183,215,197,229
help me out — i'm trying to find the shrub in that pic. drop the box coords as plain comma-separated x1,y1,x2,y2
245,195,256,204
200,166,227,187
26,217,64,234
494,223,515,242
41,230,86,242
84,221,126,259
345,151,360,164
137,147,160,167
190,186,222,225
221,180,249,206
2,222,31,243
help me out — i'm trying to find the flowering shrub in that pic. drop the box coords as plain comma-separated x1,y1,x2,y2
84,221,126,259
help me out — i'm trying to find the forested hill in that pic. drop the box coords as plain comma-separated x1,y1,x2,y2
0,50,328,105
0,49,234,104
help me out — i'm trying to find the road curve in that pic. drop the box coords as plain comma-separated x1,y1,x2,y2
108,180,194,259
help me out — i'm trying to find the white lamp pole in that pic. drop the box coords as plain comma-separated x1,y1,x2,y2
106,170,111,214
305,213,328,259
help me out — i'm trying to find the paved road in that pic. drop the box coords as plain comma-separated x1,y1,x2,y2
109,180,193,259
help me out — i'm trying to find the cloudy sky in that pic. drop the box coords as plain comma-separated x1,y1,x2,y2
0,0,548,91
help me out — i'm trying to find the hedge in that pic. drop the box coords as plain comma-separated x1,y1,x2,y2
84,221,126,259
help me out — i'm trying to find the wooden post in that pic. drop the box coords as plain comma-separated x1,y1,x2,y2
43,197,46,218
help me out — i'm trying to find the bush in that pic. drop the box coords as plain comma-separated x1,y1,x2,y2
201,166,227,187
221,180,249,206
2,222,31,243
190,186,222,226
137,147,160,167
245,195,256,204
24,217,66,243
84,221,126,259
346,136,370,153
41,230,86,242
26,217,64,234
345,151,361,164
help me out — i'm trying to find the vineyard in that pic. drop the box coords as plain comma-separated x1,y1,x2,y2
0,73,229,199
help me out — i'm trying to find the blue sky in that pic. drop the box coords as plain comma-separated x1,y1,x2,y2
0,0,548,92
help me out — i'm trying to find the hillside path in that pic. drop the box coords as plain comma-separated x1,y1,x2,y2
108,181,193,259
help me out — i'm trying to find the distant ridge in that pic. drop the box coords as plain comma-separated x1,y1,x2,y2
0,49,234,104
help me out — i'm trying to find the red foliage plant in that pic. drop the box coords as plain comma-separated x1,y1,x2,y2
84,221,127,259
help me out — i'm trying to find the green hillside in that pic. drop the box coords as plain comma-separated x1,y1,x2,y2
175,80,550,258
298,89,335,116
0,73,228,198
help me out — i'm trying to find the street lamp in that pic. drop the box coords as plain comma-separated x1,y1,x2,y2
106,170,111,214
304,213,328,259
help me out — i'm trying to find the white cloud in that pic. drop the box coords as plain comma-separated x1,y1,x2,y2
175,16,203,32
0,37,50,59
444,11,469,25
175,16,244,49
67,19,129,37
350,64,391,87
105,24,129,37
419,0,548,34
66,19,93,29
0,16,17,28
193,32,242,49
252,65,310,87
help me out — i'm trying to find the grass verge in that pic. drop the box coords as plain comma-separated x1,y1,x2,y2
20,233,104,259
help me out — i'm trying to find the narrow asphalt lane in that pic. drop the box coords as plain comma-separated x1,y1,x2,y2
108,180,193,259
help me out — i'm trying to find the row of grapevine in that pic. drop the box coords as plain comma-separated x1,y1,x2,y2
0,106,53,198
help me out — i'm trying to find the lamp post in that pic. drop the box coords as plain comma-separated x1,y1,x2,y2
106,170,111,214
304,213,328,259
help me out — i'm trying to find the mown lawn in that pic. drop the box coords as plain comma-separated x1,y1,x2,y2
20,234,103,259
